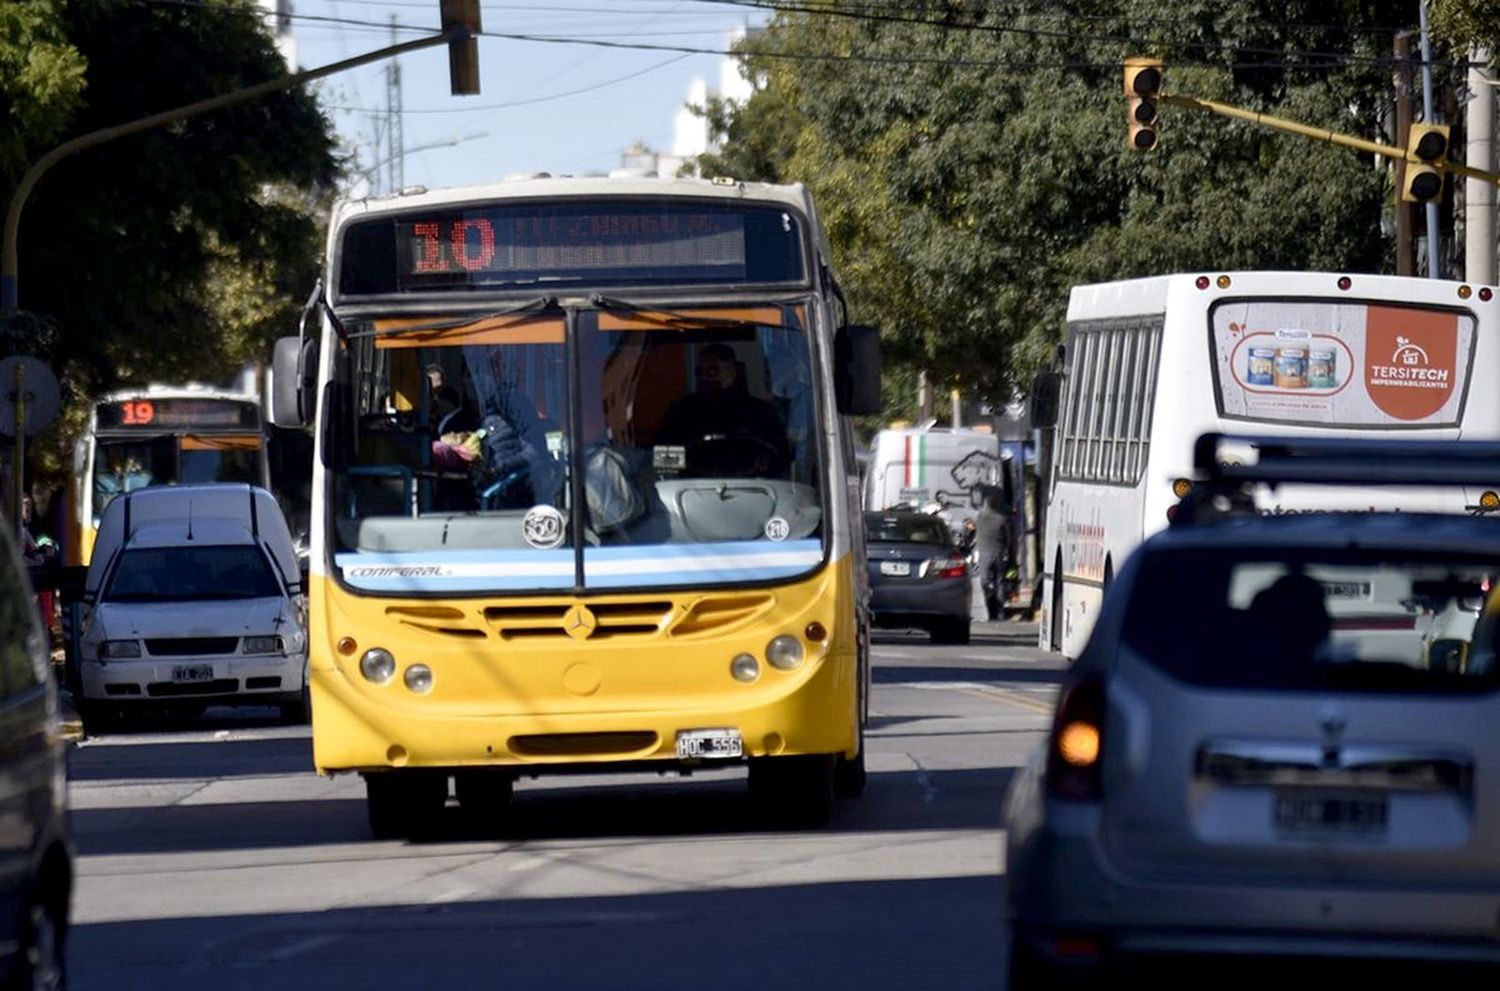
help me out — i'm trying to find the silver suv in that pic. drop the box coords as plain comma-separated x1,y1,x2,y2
1005,435,1500,984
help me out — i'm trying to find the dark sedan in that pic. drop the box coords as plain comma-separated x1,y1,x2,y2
864,511,971,644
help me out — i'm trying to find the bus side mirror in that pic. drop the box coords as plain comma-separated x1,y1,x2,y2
272,336,318,428
836,324,882,416
1031,372,1061,429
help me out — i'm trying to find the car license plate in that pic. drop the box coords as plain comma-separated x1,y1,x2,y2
880,560,912,576
171,664,214,683
1274,791,1388,835
676,729,743,760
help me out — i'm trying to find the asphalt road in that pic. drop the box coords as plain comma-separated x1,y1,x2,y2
63,620,1061,991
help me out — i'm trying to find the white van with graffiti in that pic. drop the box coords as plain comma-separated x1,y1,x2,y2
864,427,1008,515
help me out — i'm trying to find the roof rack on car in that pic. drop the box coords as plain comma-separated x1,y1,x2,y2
1172,433,1500,527
1193,433,1500,488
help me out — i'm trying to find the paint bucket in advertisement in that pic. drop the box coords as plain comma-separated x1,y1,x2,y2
1274,347,1307,388
1247,347,1275,385
1307,348,1336,388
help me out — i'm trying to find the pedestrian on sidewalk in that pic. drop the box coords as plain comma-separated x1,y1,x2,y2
973,492,1010,622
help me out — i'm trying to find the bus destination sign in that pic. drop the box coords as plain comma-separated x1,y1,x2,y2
96,397,260,430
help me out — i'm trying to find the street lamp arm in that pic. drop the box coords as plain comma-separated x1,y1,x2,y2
2,29,459,318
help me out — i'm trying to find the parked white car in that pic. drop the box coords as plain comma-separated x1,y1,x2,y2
76,483,307,728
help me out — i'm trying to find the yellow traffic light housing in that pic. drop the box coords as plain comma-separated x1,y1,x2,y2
441,0,482,96
1402,122,1450,204
1124,57,1163,151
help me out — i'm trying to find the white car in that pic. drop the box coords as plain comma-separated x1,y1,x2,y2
76,484,308,727
1005,436,1500,984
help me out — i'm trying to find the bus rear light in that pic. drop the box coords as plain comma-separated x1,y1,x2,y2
1459,284,1474,299
1171,477,1192,498
1046,674,1106,801
731,653,760,682
765,635,804,671
1216,274,1231,289
923,556,968,579
1481,287,1494,302
360,648,396,684
1195,276,1210,290
403,664,433,694
1337,276,1353,291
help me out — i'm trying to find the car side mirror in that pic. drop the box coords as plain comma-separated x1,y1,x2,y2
835,324,882,416
1031,372,1062,429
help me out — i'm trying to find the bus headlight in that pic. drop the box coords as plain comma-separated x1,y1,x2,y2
99,640,142,659
403,664,434,694
730,653,760,683
766,635,804,671
360,648,396,684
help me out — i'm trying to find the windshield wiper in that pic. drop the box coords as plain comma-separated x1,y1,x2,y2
589,293,803,333
347,296,561,340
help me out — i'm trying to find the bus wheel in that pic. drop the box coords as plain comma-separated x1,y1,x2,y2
749,755,834,827
455,770,514,834
365,770,448,840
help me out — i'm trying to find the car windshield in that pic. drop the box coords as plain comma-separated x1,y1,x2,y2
104,545,282,603
865,515,951,546
1122,545,1500,694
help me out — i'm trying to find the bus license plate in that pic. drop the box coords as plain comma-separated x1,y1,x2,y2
676,729,743,760
172,664,214,683
880,561,911,576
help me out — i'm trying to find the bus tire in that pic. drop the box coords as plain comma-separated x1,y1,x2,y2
365,770,448,840
749,755,834,827
455,770,514,833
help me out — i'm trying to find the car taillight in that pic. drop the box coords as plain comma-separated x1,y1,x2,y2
923,555,968,579
1046,674,1105,801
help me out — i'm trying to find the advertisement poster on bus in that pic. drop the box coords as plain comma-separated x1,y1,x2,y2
1211,301,1476,426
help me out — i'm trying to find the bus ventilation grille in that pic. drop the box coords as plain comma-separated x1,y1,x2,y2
484,602,673,640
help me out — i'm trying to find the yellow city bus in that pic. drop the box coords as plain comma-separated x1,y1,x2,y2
69,385,269,566
272,176,881,836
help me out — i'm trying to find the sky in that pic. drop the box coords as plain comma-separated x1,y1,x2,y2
284,1,767,194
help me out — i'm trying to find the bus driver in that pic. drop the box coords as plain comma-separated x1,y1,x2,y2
656,343,789,478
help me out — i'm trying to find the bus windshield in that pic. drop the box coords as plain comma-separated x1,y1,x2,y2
1210,299,1478,428
92,435,262,521
331,304,823,593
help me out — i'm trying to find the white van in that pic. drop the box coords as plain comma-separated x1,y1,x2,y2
864,427,1010,516
75,483,308,727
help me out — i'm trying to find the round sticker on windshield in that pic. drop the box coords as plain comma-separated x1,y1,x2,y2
764,516,790,542
523,505,567,549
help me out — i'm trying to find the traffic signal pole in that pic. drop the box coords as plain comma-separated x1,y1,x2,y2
1,29,468,319
1156,92,1500,188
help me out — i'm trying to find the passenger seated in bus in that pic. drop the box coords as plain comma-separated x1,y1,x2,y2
656,343,789,478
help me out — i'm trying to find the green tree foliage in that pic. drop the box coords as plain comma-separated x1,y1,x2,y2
1431,0,1500,52
0,0,339,487
700,1,1425,405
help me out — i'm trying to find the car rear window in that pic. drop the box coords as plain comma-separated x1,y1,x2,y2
1121,546,1500,694
864,516,951,546
105,545,282,603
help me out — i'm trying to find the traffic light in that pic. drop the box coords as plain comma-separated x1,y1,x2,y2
1124,57,1163,151
1402,122,1450,203
440,0,482,96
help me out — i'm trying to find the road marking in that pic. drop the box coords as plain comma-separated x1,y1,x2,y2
890,679,1056,715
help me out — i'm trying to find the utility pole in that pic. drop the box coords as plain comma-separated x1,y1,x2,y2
1468,49,1496,285
1395,32,1415,277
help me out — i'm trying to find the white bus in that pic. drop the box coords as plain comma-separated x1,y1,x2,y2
1039,271,1500,656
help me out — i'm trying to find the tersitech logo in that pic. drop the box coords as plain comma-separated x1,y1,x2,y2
1364,306,1459,420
